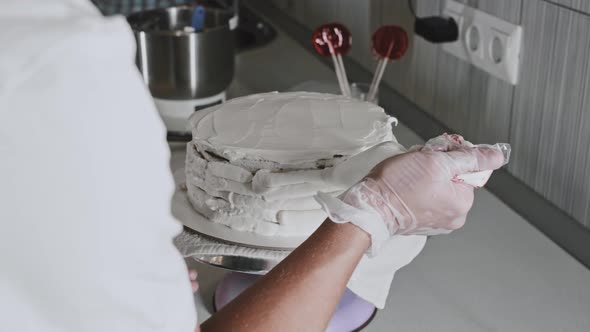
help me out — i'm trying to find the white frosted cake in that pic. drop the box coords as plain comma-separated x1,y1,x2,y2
185,91,401,237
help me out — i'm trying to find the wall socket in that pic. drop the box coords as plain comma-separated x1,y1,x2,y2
442,0,523,85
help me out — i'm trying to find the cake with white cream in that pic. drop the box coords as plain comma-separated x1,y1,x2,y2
185,91,404,237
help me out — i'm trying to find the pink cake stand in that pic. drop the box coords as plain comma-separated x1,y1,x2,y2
212,271,376,331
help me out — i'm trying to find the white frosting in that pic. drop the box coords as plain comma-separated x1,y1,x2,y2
207,161,253,183
189,92,395,165
185,92,400,237
251,141,406,193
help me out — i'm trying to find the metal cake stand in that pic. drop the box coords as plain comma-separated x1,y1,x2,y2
181,228,287,274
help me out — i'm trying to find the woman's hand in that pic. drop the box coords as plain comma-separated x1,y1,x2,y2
316,135,506,254
360,146,505,235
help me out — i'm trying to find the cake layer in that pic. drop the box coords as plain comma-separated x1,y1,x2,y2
250,141,406,193
185,92,400,237
189,92,395,169
198,145,345,172
185,140,406,237
186,183,326,236
185,143,333,236
186,144,344,201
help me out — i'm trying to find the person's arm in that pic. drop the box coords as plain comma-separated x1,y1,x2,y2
201,220,370,332
199,144,505,332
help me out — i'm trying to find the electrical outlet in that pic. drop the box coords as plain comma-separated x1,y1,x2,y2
442,0,522,85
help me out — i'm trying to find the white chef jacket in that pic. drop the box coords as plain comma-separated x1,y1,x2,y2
0,1,197,331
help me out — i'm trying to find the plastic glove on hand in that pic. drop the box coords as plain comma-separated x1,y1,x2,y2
412,133,511,187
316,134,508,255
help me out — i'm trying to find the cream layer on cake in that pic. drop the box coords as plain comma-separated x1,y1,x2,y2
189,91,396,170
185,92,404,236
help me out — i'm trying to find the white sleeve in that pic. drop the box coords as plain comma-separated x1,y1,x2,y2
0,15,197,332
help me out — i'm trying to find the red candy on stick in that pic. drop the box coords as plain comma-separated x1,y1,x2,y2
312,23,351,56
367,25,409,102
312,23,352,96
371,25,408,60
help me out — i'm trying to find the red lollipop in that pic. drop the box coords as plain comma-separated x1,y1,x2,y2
312,23,352,56
312,23,352,96
367,25,409,102
371,25,409,60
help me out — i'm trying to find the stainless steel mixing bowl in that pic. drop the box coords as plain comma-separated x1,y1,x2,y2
128,6,235,100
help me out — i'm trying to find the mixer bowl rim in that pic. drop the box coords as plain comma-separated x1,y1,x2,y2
127,5,234,37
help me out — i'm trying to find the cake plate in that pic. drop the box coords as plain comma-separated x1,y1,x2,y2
172,169,376,330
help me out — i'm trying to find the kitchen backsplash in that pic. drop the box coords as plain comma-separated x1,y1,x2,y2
269,0,590,228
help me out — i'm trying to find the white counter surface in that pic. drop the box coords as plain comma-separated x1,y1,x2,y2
172,21,590,332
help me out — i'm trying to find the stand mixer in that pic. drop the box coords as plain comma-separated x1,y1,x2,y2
128,4,236,136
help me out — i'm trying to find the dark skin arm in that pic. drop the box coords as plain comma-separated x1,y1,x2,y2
198,220,370,332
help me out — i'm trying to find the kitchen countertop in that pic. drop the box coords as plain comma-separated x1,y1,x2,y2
171,17,590,332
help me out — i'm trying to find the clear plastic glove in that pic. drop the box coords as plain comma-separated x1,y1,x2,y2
412,133,511,188
316,134,509,255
